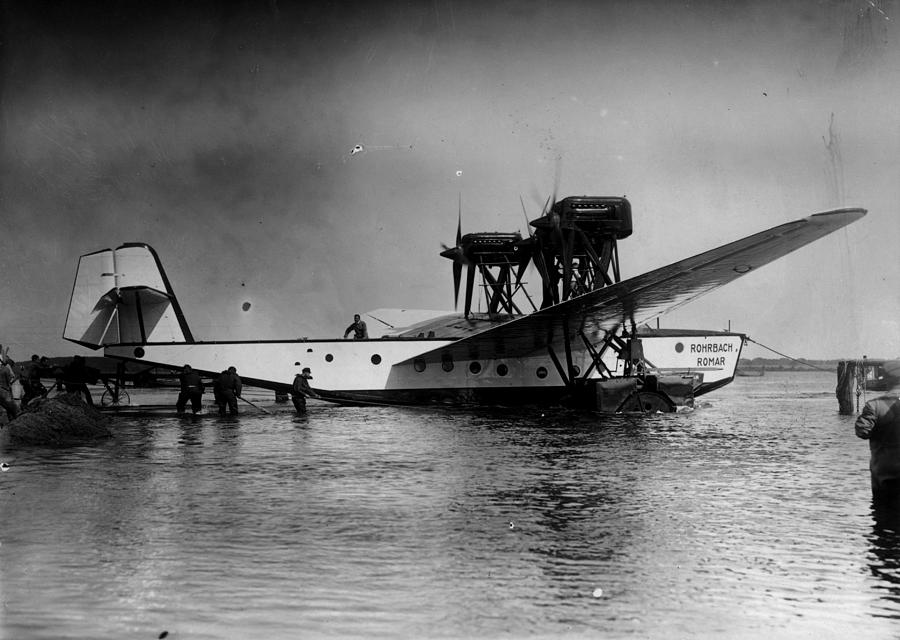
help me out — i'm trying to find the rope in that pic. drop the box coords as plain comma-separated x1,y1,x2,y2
857,358,867,409
744,337,832,372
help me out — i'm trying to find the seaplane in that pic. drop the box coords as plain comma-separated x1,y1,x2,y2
62,197,865,412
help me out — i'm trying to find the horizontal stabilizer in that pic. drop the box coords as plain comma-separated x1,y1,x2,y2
64,244,193,348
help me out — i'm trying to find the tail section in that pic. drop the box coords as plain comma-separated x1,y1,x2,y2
63,243,193,349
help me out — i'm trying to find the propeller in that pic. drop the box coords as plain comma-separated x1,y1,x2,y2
542,157,575,301
439,195,468,310
519,195,553,306
526,157,569,306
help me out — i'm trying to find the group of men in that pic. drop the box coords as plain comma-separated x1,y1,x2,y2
0,311,367,420
174,364,318,416
176,365,243,416
171,311,362,415
0,349,64,420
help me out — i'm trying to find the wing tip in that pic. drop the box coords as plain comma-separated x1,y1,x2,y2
809,207,867,222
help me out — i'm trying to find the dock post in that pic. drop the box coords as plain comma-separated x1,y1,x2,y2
836,360,861,415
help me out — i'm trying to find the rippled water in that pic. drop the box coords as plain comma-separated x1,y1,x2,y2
1,371,898,639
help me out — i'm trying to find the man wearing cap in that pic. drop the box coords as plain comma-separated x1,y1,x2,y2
291,367,318,413
855,360,900,500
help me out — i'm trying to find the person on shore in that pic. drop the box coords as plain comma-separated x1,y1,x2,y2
62,355,95,406
51,361,65,396
343,314,368,340
176,364,205,415
855,360,900,502
20,354,46,407
0,353,18,420
291,367,319,413
214,366,242,415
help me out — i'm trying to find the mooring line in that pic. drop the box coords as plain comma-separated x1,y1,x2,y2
744,337,832,372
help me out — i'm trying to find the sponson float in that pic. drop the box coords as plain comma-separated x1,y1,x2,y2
63,197,865,412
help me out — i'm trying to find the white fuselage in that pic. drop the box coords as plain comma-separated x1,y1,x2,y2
104,331,742,405
105,338,591,403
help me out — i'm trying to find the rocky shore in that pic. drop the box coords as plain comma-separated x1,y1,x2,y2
1,394,112,446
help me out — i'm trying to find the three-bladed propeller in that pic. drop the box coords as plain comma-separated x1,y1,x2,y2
439,196,470,310
442,163,625,317
441,198,528,318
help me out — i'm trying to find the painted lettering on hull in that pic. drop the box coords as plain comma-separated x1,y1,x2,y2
696,356,727,367
690,343,734,354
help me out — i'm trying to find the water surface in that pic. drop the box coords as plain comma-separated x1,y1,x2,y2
1,372,897,638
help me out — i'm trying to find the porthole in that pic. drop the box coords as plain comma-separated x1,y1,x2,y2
675,342,684,353
497,363,509,377
371,354,382,365
325,353,334,362
441,353,454,372
536,366,548,379
134,347,145,358
469,361,482,374
414,358,426,372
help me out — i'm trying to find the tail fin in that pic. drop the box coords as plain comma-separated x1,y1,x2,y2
63,243,194,349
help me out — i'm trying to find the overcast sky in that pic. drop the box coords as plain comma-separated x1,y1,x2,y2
1,0,898,361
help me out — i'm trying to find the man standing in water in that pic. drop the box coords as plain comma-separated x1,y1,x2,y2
855,360,900,501
214,366,242,416
291,367,319,414
176,364,204,415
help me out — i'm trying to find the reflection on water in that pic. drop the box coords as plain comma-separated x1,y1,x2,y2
868,497,900,618
0,373,897,638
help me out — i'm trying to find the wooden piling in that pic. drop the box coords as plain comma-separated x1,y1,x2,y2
836,360,861,415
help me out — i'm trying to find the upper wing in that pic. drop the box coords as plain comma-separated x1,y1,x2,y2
400,208,866,364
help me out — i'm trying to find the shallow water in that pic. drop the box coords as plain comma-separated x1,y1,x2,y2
1,372,898,639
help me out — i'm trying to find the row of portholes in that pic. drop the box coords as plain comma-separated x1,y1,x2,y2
411,357,566,379
319,351,575,379
324,353,383,365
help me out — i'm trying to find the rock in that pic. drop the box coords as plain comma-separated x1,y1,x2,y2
4,394,112,445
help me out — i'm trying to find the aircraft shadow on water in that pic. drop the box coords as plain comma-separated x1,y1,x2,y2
63,196,865,412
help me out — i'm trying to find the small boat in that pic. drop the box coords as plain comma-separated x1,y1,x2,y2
865,362,892,391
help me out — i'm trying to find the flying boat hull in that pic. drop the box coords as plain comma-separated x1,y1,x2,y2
100,329,743,407
62,205,865,411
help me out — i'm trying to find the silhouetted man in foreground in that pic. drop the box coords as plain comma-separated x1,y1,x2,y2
856,360,900,503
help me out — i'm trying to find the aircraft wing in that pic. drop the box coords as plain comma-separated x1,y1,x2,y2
400,208,866,364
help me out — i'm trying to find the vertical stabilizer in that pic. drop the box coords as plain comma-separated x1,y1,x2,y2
63,243,193,348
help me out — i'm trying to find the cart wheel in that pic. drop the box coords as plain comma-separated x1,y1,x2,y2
101,388,131,407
